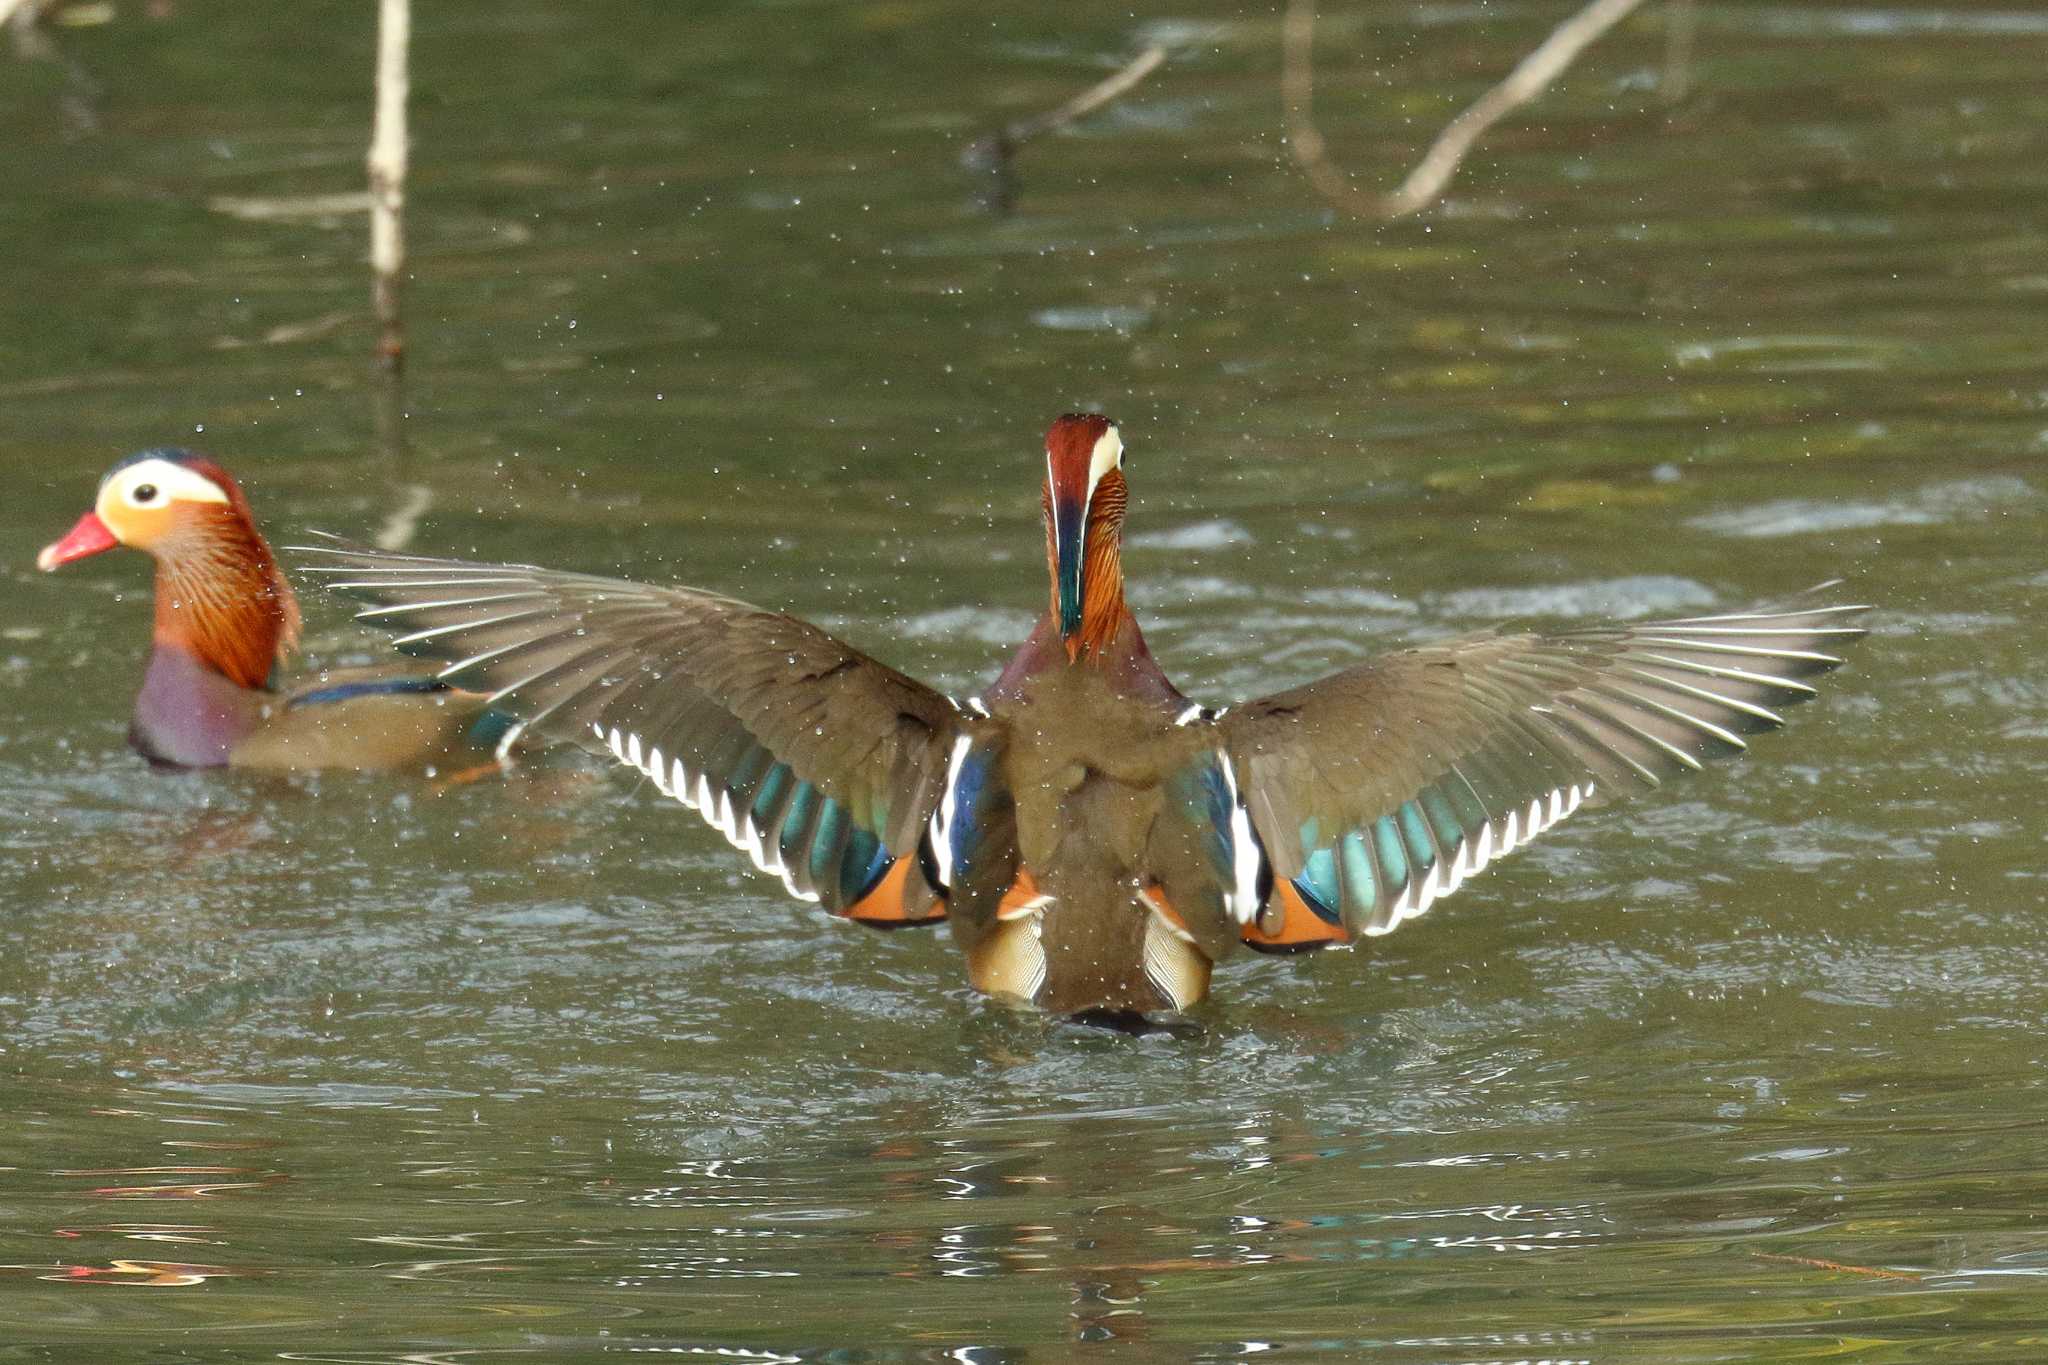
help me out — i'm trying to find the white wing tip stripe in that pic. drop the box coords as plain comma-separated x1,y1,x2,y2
1358,781,1593,936
597,723,818,903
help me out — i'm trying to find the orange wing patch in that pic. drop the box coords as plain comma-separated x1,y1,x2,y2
1240,882,1352,954
840,859,946,927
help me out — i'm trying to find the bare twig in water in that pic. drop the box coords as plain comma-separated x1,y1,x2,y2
367,0,410,372
1283,0,1650,219
962,44,1168,213
374,483,434,552
1662,0,1697,103
6,0,102,136
1752,1252,1922,1282
209,191,373,223
1003,44,1167,149
210,310,359,350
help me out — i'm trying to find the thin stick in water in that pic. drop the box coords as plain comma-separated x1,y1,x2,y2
367,0,410,371
962,44,1168,213
1284,0,1650,219
1663,0,1697,104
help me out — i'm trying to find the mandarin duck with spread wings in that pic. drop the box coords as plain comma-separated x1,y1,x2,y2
297,416,1866,1015
39,449,511,771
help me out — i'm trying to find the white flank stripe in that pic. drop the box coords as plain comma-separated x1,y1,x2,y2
926,733,975,890
1174,703,1205,727
1215,751,1263,925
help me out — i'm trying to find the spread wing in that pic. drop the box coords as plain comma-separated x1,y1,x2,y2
293,540,962,924
1214,604,1869,950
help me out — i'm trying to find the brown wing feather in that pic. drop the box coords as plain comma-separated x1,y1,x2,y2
1219,604,1868,943
293,540,958,918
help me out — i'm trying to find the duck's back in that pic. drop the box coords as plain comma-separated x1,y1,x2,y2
957,668,1226,1013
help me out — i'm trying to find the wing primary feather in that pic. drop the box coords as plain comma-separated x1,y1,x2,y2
1553,694,1706,772
389,605,554,647
355,590,551,620
1630,650,1822,699
1584,679,1750,753
1615,665,1787,728
339,577,541,594
432,629,581,681
472,638,646,715
1654,604,1868,625
1534,704,1667,790
1641,622,1867,638
1630,635,1845,666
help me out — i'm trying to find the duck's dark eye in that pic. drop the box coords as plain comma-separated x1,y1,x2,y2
133,484,158,504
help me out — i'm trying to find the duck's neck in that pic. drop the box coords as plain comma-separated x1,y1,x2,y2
998,535,1180,706
149,512,301,691
1045,489,1131,662
990,610,1182,709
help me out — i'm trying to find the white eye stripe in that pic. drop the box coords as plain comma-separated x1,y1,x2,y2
101,457,229,511
1086,425,1123,494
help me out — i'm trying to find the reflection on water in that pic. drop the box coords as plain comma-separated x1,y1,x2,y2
2,0,2046,1357
10,1069,2048,1356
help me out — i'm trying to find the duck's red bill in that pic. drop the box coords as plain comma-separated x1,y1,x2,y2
38,511,118,571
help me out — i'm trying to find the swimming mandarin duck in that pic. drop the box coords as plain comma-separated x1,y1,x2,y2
38,448,511,771
298,415,1867,1014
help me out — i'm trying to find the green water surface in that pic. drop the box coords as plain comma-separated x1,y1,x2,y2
1,1,2045,1359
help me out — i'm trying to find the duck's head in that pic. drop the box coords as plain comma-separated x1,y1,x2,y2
38,449,256,572
1041,413,1128,660
38,449,299,688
